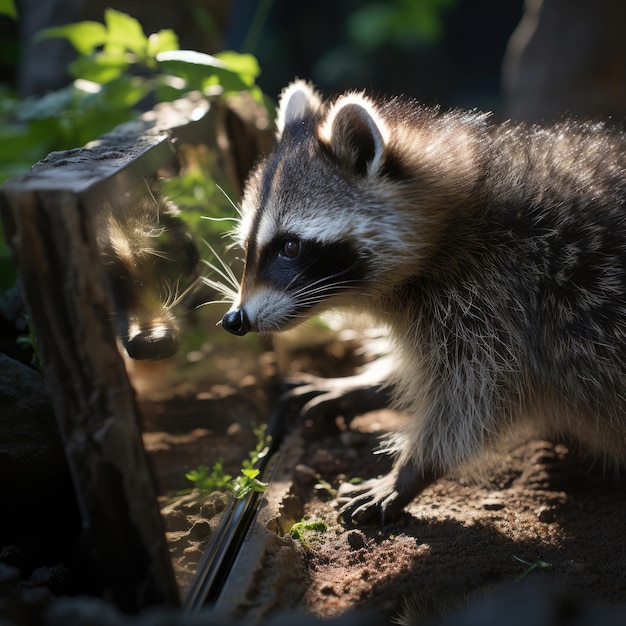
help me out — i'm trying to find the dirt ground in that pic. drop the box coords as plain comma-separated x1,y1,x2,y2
136,332,626,623
290,410,626,622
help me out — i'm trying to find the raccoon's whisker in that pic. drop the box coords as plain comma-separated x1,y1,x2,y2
201,276,238,299
162,279,175,309
290,262,364,298
202,260,240,294
139,247,174,261
201,239,241,292
289,285,362,312
201,215,239,223
195,297,233,309
290,282,360,305
288,274,342,298
294,279,361,299
161,275,183,310
215,183,242,218
144,178,160,223
168,275,202,309
143,226,167,238
291,272,361,300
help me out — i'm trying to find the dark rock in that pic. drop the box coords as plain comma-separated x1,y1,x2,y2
0,562,20,586
346,530,366,551
0,353,68,503
29,564,70,593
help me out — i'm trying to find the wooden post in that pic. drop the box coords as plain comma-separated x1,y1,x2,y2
0,96,218,611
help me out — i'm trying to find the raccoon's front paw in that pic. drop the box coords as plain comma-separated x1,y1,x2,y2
337,474,408,525
336,465,436,526
279,371,389,423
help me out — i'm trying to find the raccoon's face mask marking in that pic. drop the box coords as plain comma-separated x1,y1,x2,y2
222,234,369,335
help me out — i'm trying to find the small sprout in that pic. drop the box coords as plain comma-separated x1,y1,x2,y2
16,315,43,374
232,467,267,499
512,555,553,583
242,422,271,471
183,422,271,498
348,476,364,485
184,460,233,493
313,475,336,496
289,518,328,549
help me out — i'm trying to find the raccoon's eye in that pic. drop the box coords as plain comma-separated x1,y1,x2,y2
280,238,300,259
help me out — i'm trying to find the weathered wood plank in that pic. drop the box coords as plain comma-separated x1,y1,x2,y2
0,95,218,611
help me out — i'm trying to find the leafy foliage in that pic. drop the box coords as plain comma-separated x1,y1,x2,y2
0,0,17,19
185,423,270,499
0,9,266,307
185,460,234,493
0,9,265,184
348,0,457,49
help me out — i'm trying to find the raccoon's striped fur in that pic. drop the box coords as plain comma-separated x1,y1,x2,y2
222,80,626,524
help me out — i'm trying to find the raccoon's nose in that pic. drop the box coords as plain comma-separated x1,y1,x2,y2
222,308,251,336
125,325,179,360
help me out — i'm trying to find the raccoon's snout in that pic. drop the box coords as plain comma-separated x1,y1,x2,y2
124,323,179,360
222,308,251,336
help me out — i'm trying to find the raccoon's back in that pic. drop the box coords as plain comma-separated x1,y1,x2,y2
389,118,626,460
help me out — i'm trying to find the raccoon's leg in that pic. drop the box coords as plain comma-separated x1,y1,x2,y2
336,372,507,524
336,462,438,525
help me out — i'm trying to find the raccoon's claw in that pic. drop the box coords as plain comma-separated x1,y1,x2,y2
336,475,411,525
336,465,437,526
280,372,389,423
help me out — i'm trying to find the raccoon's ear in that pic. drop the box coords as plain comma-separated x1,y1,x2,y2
276,80,323,138
318,94,389,177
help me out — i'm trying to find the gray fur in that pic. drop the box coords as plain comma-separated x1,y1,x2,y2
222,81,626,524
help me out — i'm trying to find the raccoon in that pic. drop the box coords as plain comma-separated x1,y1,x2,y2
96,184,200,360
221,80,626,524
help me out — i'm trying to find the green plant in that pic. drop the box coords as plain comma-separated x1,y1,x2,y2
185,423,270,499
0,9,266,184
347,0,457,50
231,422,271,499
0,0,16,19
37,9,264,103
313,475,336,497
232,468,267,499
185,459,234,493
512,555,553,583
289,518,328,549
242,422,271,471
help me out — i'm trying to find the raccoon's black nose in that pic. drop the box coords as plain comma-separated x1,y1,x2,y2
125,326,179,360
222,308,250,336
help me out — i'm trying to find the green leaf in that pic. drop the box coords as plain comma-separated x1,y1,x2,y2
156,50,252,95
36,21,107,55
98,75,150,109
185,461,234,493
214,51,260,86
147,29,179,58
69,52,129,83
104,9,147,56
0,0,17,19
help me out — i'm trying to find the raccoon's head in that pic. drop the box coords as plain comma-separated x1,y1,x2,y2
222,80,426,336
97,192,201,359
